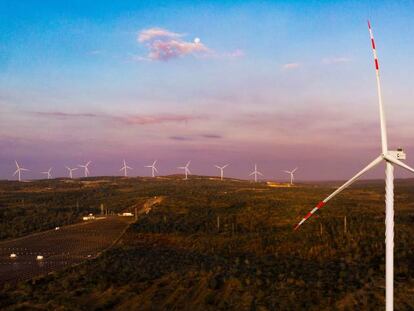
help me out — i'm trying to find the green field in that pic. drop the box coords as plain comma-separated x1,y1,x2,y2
0,177,413,310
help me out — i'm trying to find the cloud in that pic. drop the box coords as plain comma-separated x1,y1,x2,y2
116,113,203,125
169,136,193,141
32,111,99,118
322,57,351,64
201,134,222,139
136,27,243,62
138,28,183,43
137,27,210,61
282,62,301,70
32,110,203,126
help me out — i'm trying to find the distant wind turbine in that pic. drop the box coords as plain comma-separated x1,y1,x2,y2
249,164,263,182
283,167,298,185
214,164,229,180
65,166,78,179
145,160,158,177
79,161,92,177
178,161,191,180
41,168,53,180
13,161,29,182
120,160,132,177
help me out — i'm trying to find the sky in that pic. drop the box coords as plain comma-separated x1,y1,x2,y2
1,0,414,181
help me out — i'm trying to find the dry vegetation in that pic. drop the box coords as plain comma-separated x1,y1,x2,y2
0,176,414,310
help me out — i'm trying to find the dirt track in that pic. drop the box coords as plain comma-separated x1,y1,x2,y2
0,216,132,286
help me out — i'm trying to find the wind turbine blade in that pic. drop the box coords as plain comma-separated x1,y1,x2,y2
283,171,291,174
186,168,191,174
186,160,191,167
257,171,264,176
294,155,383,230
384,154,414,174
13,170,19,176
20,168,29,171
15,161,19,169
368,21,388,154
145,165,152,168
214,165,220,169
249,172,255,176
153,160,157,166
292,167,298,173
127,166,133,170
154,167,159,173
223,164,229,169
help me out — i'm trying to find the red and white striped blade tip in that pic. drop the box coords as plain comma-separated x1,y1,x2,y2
293,201,326,231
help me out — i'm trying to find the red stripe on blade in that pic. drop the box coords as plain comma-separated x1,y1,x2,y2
367,20,371,29
304,212,313,220
371,39,376,50
375,59,379,70
316,201,325,209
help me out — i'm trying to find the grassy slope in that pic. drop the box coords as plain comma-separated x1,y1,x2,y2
0,177,414,310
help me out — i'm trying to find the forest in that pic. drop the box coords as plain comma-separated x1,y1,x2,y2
0,176,413,310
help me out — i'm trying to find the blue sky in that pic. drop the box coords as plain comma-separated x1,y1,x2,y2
1,1,414,180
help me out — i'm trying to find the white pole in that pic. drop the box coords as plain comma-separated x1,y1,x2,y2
385,162,394,311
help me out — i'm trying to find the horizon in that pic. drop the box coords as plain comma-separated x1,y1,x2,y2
2,1,414,180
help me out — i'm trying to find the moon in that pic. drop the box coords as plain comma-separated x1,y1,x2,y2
194,37,201,44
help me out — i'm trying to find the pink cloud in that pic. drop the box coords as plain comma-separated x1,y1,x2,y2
136,27,243,62
33,111,99,118
137,27,210,61
282,62,301,70
138,28,183,43
117,113,204,125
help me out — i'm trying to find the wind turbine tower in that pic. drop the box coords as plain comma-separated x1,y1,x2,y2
214,164,229,180
13,161,29,182
145,160,158,177
283,167,298,186
178,161,191,180
79,161,92,177
294,21,414,311
41,168,53,180
249,164,263,182
65,166,78,179
120,160,132,177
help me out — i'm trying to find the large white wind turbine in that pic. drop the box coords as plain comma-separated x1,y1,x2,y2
294,21,414,311
13,161,29,182
65,166,78,179
178,161,191,180
145,160,158,177
214,164,229,180
79,161,91,177
41,168,53,179
283,167,298,185
120,160,132,177
249,164,263,182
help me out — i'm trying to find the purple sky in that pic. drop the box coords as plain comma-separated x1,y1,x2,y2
1,1,414,181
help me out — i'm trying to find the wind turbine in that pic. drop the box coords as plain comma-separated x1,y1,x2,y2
41,168,53,179
214,164,229,180
178,161,191,180
65,166,78,179
120,160,132,177
283,167,298,185
145,160,158,177
294,21,414,311
249,164,263,182
78,161,91,177
13,161,29,182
